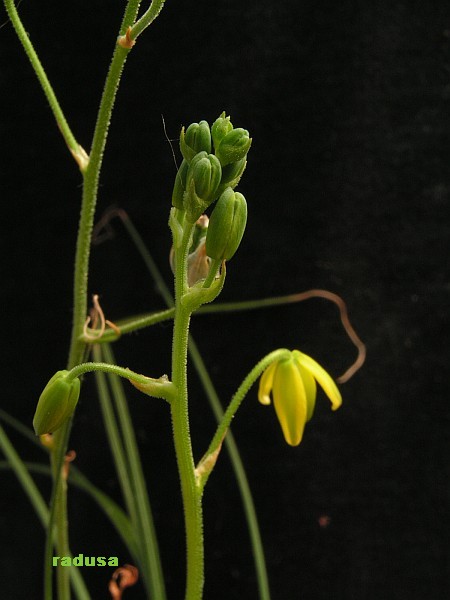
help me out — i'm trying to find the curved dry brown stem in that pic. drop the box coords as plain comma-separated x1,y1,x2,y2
91,207,128,245
90,208,365,383
287,289,366,383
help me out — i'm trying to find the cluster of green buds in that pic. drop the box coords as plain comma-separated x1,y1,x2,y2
172,113,251,262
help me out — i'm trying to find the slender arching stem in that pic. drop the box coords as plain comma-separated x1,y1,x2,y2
3,0,86,168
198,349,290,490
68,39,135,369
129,0,167,41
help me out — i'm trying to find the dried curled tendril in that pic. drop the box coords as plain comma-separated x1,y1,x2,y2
83,294,121,341
109,564,139,599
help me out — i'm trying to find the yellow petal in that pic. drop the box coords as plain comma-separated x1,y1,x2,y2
258,359,277,405
294,358,317,422
294,351,342,410
272,357,307,446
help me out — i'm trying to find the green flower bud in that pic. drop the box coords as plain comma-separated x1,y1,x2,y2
172,159,189,209
180,121,211,162
206,187,247,260
211,112,233,149
187,152,221,200
215,128,252,167
184,151,222,223
33,370,80,436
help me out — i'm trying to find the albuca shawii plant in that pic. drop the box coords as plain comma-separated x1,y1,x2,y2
1,2,366,599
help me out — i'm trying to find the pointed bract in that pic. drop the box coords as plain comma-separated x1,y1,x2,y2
211,112,233,149
172,159,189,209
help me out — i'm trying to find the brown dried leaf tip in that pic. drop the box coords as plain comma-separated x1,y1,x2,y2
109,564,139,599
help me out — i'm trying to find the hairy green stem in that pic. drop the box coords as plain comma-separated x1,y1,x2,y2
130,0,167,41
40,2,148,597
68,50,132,369
203,349,290,479
81,308,175,343
68,361,150,383
170,223,205,600
187,339,272,600
45,424,72,600
55,475,70,598
202,258,221,288
6,1,167,598
117,211,272,598
67,360,174,402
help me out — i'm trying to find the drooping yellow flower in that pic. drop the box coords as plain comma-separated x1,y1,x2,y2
258,350,342,446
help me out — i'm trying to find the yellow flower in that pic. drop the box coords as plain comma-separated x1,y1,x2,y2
258,350,342,446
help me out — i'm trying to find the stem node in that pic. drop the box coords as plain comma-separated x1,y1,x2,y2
70,144,89,171
117,26,135,49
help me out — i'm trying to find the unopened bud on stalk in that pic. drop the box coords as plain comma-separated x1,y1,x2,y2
206,188,247,261
180,120,211,162
184,151,222,223
215,128,252,167
33,371,80,436
211,112,233,148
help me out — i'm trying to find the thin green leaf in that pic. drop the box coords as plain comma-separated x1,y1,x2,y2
99,343,167,600
0,460,140,566
0,432,90,600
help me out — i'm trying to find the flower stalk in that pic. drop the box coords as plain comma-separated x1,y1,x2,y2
198,349,291,490
169,218,206,599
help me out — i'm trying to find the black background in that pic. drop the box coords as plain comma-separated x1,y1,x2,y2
1,1,450,598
